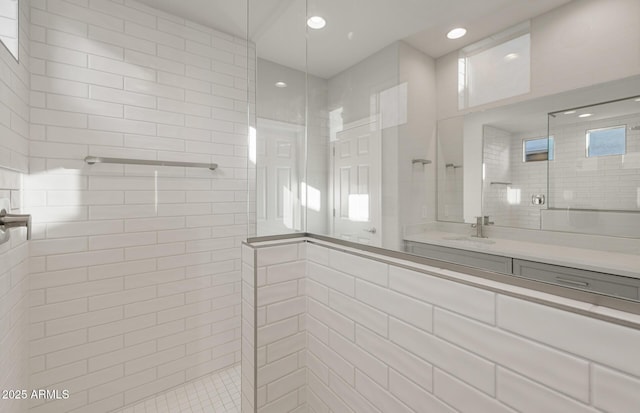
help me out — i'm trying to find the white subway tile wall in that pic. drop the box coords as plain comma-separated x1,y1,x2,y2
0,182,30,413
249,240,640,413
241,244,255,413
0,1,31,413
255,243,307,413
25,1,252,412
436,163,463,222
549,113,640,211
482,126,517,227
483,125,548,230
484,112,640,230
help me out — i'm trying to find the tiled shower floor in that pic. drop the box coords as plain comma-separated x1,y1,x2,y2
114,365,241,413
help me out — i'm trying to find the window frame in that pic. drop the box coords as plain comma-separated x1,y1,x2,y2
522,136,554,163
458,21,530,110
585,125,626,158
0,0,19,61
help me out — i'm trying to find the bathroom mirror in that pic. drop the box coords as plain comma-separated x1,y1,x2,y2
0,0,19,61
472,76,640,236
250,0,640,303
436,117,464,222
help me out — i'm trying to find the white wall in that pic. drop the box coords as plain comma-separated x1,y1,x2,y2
255,58,329,235
327,41,437,249
248,238,640,413
436,117,464,222
0,1,30,412
24,1,250,412
328,43,401,249
397,42,437,235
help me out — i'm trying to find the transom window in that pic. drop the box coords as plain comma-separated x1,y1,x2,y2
458,22,530,109
523,137,554,162
0,0,19,61
586,125,626,157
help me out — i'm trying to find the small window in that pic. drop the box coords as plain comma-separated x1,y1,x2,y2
459,22,530,109
523,137,554,162
586,126,626,157
0,0,19,61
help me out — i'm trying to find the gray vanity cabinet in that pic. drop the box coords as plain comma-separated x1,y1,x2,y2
405,240,640,300
405,241,513,273
513,259,640,300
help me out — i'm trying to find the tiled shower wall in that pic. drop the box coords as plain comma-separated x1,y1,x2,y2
248,239,640,413
549,113,640,210
255,244,306,413
240,244,255,413
0,1,30,412
508,128,547,229
483,125,547,230
0,180,29,413
25,1,251,412
484,112,640,230
482,126,513,227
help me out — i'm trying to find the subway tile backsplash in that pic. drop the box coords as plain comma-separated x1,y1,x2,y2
250,239,640,413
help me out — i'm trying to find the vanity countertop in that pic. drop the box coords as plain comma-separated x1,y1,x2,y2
404,231,640,279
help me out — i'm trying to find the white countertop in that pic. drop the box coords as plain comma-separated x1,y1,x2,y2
404,231,640,279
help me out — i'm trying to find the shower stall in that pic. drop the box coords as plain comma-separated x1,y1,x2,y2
1,0,429,410
1,0,254,412
2,1,640,413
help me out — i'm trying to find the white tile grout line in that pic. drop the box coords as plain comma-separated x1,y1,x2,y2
113,364,241,413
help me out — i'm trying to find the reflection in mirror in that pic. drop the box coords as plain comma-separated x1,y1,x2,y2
437,117,464,222
250,0,640,302
0,0,18,60
481,122,549,230
545,95,640,238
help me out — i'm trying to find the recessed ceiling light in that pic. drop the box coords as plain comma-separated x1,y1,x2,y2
274,81,287,88
447,28,467,40
307,16,326,30
564,110,576,115
579,113,592,118
504,53,519,61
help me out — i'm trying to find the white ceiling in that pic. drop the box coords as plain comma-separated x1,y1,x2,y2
137,0,572,79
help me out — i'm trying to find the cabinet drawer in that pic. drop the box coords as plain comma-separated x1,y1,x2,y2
513,259,640,300
405,241,512,273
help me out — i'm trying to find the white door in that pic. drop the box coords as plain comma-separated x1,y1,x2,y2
332,119,382,245
256,118,304,236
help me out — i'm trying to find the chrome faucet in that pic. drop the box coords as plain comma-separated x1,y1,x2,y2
471,216,494,238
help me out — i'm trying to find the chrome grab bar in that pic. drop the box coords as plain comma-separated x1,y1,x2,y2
85,156,218,171
0,209,32,240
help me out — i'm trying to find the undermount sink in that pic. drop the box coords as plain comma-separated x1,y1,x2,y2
442,235,496,245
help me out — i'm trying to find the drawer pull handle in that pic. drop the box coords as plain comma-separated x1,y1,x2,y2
555,277,590,288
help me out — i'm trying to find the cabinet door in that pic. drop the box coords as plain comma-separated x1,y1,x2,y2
513,259,640,300
406,242,512,273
